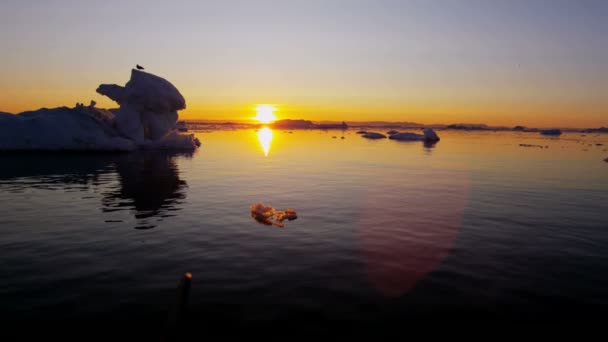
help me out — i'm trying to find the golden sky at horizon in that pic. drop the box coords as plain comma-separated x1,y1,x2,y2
1,1,606,128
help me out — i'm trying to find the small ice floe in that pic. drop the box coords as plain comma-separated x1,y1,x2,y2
250,202,298,228
389,128,440,142
386,130,399,135
362,132,387,139
356,131,368,134
540,129,562,136
519,144,547,148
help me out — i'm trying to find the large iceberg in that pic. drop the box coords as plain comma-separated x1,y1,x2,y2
0,69,200,151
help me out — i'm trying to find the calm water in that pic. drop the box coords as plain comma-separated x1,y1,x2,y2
1,129,608,331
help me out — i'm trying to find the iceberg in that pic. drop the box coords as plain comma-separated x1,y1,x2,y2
539,129,562,136
0,69,200,151
0,107,136,151
361,132,387,139
389,128,440,142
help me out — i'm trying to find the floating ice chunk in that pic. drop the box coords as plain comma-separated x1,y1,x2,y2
389,132,424,141
540,129,562,136
387,130,399,135
519,144,547,148
362,132,387,139
389,128,440,142
250,202,298,228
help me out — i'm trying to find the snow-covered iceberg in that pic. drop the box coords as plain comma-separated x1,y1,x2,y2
388,128,440,142
0,69,200,151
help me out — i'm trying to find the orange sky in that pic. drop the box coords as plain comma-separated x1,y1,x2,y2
1,1,606,128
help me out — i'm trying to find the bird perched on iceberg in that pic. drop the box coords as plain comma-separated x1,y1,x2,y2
136,64,145,70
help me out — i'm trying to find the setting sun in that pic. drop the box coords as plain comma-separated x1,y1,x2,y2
254,105,277,124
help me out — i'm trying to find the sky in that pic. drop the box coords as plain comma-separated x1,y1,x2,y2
0,0,607,127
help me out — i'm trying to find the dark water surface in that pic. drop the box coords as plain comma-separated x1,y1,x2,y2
1,129,608,333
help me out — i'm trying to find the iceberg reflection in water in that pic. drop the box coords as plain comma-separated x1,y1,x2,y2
0,151,190,230
101,152,190,229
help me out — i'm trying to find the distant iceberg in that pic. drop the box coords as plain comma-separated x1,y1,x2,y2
0,69,200,151
539,129,562,136
361,132,387,139
582,127,608,133
389,128,440,142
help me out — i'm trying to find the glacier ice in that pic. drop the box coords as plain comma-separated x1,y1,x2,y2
0,69,200,151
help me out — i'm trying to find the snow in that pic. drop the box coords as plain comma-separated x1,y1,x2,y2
0,69,199,151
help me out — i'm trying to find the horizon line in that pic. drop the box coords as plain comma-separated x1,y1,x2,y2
180,118,606,130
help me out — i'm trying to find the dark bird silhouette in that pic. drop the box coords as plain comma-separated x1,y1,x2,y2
136,64,145,70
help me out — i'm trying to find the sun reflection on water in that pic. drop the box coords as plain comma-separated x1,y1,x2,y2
257,127,273,156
